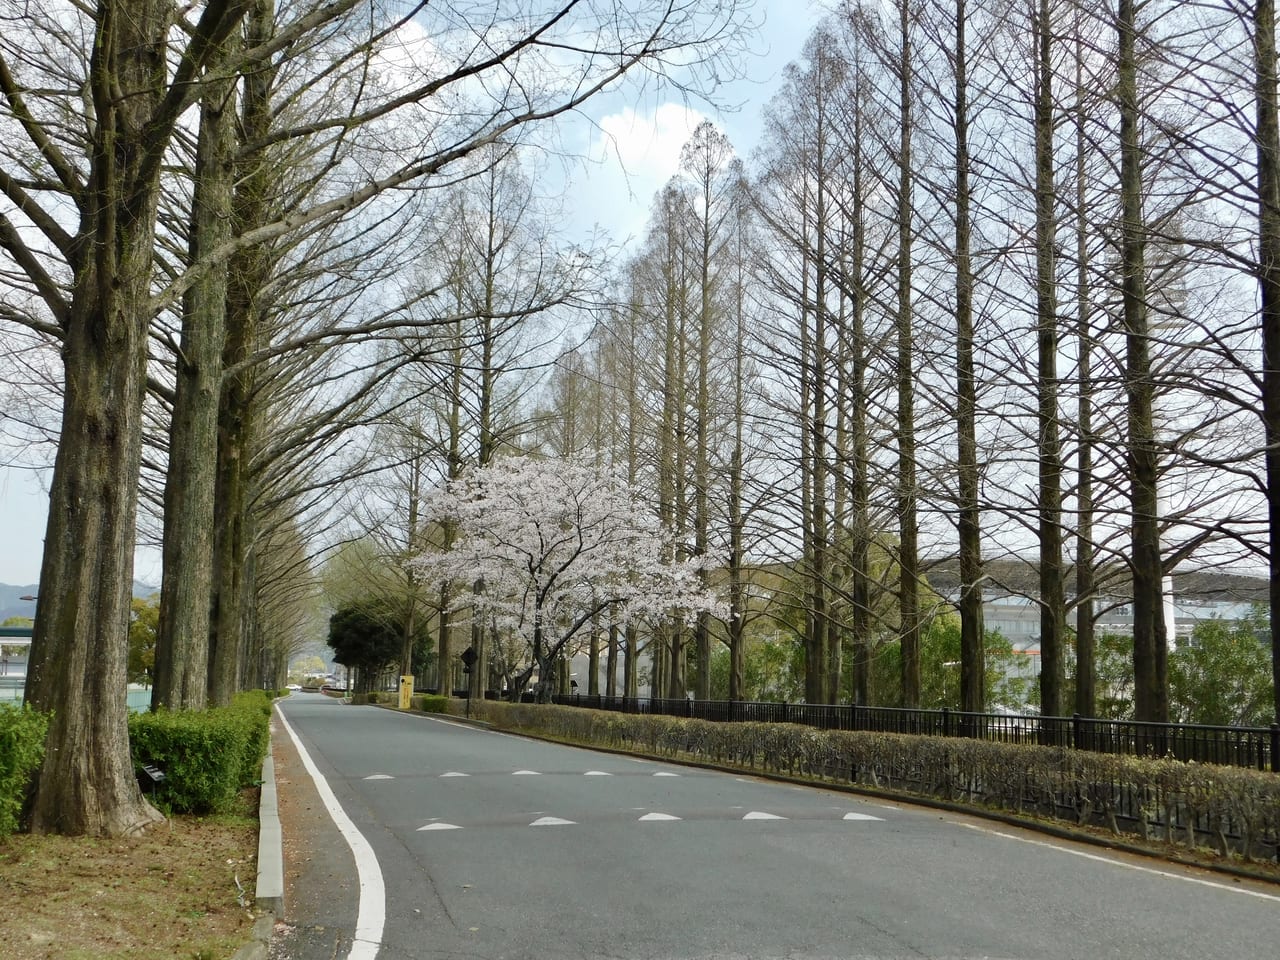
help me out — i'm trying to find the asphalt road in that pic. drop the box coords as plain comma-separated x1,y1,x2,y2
272,693,1280,960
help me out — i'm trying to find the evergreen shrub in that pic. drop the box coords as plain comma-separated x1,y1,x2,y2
129,695,272,814
0,703,48,836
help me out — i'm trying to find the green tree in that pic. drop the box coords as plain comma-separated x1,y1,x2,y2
127,596,159,687
1169,611,1272,726
327,605,404,695
869,616,1027,710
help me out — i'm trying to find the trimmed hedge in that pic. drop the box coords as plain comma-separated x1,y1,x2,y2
128,690,273,814
411,694,449,713
460,700,1280,863
0,703,49,836
354,692,450,712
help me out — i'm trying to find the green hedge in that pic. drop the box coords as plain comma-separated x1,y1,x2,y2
411,694,449,713
0,703,49,836
128,691,273,815
461,700,1280,863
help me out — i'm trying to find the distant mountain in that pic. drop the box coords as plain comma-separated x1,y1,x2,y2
0,581,158,623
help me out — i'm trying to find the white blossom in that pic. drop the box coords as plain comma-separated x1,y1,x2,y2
414,456,722,696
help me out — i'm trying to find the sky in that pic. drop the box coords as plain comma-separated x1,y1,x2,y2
0,0,825,587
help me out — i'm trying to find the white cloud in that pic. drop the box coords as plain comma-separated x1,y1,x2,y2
595,102,708,184
567,102,708,247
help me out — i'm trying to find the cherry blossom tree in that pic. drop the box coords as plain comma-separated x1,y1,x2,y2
415,457,721,701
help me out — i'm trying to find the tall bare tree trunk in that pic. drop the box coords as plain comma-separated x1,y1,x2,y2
846,51,873,708
154,51,238,712
1255,0,1280,725
1117,0,1167,723
896,0,921,708
1073,21,1097,717
1035,0,1065,718
24,0,194,835
953,0,986,713
209,0,275,707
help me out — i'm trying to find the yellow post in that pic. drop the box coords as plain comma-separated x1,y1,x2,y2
398,674,414,710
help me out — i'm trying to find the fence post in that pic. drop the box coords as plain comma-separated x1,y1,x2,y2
1072,713,1083,751
941,707,951,739
1271,724,1279,774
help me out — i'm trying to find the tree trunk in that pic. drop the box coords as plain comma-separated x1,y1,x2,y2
954,0,986,714
1256,0,1280,725
154,56,237,712
606,621,618,698
23,0,179,835
1118,0,1167,723
896,0,921,708
209,0,274,707
848,58,872,708
1073,20,1097,717
1035,0,1065,718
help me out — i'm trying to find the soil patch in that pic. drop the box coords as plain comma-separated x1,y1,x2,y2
0,796,259,960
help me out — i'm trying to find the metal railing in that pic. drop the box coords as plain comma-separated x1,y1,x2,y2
549,693,1280,773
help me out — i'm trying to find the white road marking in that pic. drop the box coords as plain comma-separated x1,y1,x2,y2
440,772,470,778
529,816,575,826
653,771,680,777
418,822,462,831
957,823,1280,903
639,812,682,821
276,705,385,960
583,770,613,776
743,811,787,820
843,812,884,821
364,774,394,780
513,770,541,776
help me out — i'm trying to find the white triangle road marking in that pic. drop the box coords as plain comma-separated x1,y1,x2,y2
653,771,680,777
638,812,682,821
418,822,462,831
364,774,394,780
843,812,884,821
743,811,787,820
529,816,575,826
513,770,542,776
440,772,470,778
583,771,613,776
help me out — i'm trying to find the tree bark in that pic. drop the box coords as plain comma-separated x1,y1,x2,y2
1073,19,1097,717
954,0,986,714
1254,0,1280,725
896,0,921,708
1035,0,1065,718
23,0,195,835
1118,0,1168,723
154,51,238,712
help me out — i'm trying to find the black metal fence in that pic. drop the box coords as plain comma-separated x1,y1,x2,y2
550,693,1280,773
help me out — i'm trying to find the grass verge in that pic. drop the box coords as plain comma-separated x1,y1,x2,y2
0,791,260,960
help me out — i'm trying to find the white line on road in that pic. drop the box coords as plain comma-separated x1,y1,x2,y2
957,822,1280,903
276,705,387,960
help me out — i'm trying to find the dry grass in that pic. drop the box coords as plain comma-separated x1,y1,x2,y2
0,794,260,960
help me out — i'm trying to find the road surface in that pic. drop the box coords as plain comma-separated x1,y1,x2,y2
271,693,1280,960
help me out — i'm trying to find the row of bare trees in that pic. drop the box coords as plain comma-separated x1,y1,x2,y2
0,0,750,836
538,0,1278,728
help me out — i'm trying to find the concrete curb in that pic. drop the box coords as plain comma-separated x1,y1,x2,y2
231,914,275,960
255,752,284,914
233,736,284,959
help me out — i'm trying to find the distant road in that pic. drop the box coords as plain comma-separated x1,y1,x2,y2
274,694,1280,960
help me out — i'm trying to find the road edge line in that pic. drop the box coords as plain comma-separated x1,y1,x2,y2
956,822,1280,902
275,703,386,960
